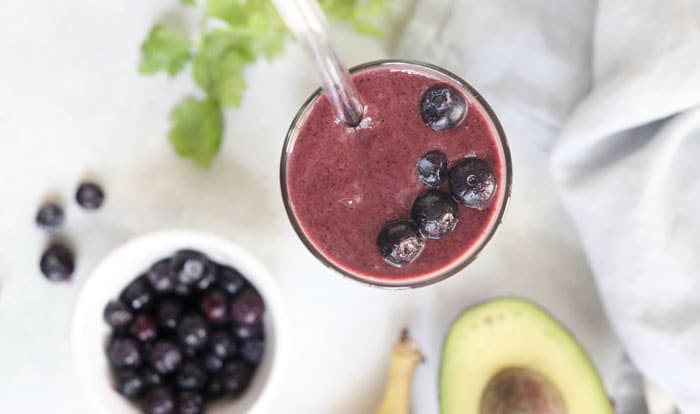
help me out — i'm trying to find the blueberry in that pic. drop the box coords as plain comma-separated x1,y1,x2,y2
230,288,265,325
178,392,204,414
107,337,142,368
147,259,176,293
157,299,183,330
218,265,246,296
150,340,183,374
416,151,448,187
120,276,153,311
171,250,210,286
420,84,467,131
377,220,425,267
114,369,145,399
141,387,175,414
75,181,105,210
35,202,64,229
176,361,207,391
205,376,225,400
411,190,459,239
209,331,238,360
233,322,264,340
40,243,75,282
200,290,228,323
219,361,253,395
130,314,158,342
103,300,134,330
202,353,224,373
178,314,209,351
174,282,192,297
141,367,163,388
195,264,218,291
448,157,496,209
240,339,264,364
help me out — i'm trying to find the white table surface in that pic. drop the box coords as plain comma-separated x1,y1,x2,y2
0,1,621,413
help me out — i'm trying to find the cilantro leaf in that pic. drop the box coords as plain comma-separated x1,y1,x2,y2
169,97,223,167
139,26,192,76
320,0,389,36
207,0,288,60
192,30,255,107
140,0,390,167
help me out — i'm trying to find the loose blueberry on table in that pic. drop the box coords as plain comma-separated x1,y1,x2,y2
103,250,266,414
40,243,75,282
35,202,65,229
76,181,105,210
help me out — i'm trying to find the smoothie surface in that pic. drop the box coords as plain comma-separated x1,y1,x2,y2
284,63,508,284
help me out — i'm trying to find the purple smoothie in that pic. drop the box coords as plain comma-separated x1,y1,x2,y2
283,62,510,286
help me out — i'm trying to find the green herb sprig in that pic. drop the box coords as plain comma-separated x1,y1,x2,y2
139,0,389,167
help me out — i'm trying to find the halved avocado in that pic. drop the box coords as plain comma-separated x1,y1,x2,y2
440,298,612,414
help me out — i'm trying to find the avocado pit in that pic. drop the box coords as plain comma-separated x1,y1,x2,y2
480,368,566,414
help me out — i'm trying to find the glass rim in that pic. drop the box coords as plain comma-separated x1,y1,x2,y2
279,59,513,289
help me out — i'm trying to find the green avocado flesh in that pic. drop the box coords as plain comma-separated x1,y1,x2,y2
440,298,612,414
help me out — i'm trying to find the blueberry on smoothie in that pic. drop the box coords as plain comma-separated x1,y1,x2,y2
420,85,467,131
416,150,448,187
377,220,426,267
449,157,496,209
412,190,459,239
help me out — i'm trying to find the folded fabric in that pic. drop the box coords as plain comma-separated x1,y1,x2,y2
551,0,700,412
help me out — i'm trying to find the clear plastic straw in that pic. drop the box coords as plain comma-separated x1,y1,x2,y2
272,0,365,126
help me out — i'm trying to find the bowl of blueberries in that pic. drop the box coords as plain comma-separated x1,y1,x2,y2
71,230,287,414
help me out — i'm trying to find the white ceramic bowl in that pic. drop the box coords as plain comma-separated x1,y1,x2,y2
71,230,287,414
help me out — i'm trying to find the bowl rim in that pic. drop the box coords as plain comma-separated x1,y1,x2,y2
70,229,287,414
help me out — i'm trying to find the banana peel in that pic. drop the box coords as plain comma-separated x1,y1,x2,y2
376,329,424,414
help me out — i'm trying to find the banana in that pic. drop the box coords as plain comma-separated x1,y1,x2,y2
376,329,424,414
